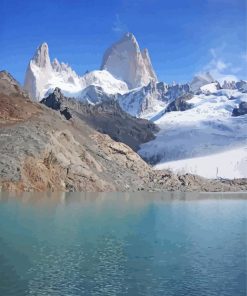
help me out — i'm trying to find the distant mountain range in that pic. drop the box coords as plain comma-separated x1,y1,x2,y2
2,33,247,183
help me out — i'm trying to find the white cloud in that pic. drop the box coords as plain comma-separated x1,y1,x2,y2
112,14,128,33
203,48,239,83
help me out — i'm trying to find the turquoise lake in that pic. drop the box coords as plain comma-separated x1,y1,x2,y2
0,192,246,296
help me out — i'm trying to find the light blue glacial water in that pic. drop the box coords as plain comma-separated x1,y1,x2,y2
0,192,246,296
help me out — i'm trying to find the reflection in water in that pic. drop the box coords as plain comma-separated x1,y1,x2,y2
0,193,246,296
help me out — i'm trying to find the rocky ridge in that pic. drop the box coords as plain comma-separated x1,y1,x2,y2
41,88,159,151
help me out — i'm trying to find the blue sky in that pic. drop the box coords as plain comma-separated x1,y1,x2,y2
0,0,246,84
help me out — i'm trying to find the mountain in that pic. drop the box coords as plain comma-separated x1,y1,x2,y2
24,43,128,101
118,81,191,118
101,32,158,89
41,88,159,151
1,70,246,192
24,43,81,100
24,33,158,101
14,34,247,182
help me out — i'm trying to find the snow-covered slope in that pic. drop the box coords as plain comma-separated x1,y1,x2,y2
119,81,190,118
24,43,128,101
155,147,247,179
139,87,247,179
101,32,158,89
80,70,128,95
200,82,221,93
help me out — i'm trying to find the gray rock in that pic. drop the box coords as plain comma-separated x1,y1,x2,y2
40,87,72,120
232,102,247,117
165,93,193,113
236,80,247,93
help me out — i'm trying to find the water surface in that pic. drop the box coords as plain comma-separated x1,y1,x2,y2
0,192,246,295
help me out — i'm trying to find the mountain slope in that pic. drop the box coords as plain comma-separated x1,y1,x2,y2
118,81,191,118
41,88,159,151
2,71,246,192
139,87,247,179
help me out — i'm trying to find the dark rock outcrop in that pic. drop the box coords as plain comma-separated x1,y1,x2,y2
40,88,72,120
165,93,193,113
40,87,63,110
236,80,247,93
232,102,247,117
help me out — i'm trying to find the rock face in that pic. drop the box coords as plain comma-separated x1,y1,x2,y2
165,93,193,113
40,87,64,110
24,43,53,100
101,33,158,89
232,102,247,117
40,87,73,120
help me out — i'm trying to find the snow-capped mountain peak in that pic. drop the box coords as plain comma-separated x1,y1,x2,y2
101,32,158,89
24,42,53,100
24,41,130,101
32,42,51,69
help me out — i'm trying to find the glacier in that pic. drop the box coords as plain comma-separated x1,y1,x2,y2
139,88,247,179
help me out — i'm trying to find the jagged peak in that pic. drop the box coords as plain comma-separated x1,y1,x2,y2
52,58,61,72
31,42,51,68
119,32,139,50
122,32,136,42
